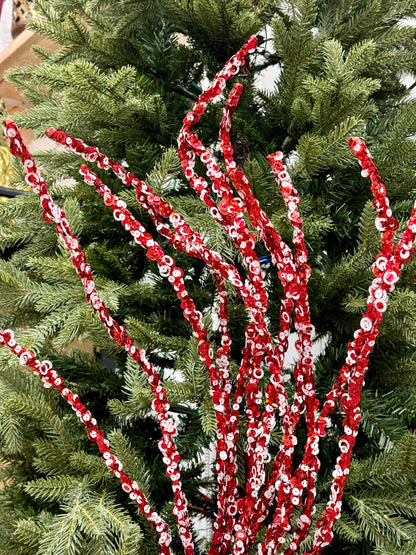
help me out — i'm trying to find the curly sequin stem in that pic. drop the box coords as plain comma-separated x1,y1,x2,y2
5,120,194,555
0,328,174,555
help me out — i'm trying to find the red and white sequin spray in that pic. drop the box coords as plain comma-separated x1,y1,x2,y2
3,35,416,555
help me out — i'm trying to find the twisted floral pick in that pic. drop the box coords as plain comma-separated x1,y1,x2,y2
3,119,189,555
0,327,174,555
2,33,416,555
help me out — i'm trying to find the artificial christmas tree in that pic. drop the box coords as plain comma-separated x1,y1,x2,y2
2,1,416,554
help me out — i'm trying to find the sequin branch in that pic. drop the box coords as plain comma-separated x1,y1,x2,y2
3,120,190,555
0,327,174,555
3,34,416,555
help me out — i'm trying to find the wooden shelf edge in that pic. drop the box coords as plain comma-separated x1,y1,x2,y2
0,29,57,113
0,29,38,71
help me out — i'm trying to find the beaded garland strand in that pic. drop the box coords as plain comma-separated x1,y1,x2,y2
0,329,174,554
2,35,416,555
3,120,193,555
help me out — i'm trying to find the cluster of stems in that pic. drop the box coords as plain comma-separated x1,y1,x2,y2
2,36,416,554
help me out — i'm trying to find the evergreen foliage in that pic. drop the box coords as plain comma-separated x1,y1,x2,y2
1,0,416,552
